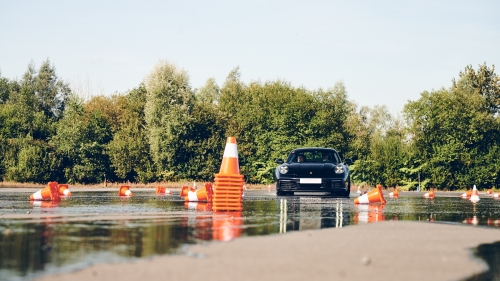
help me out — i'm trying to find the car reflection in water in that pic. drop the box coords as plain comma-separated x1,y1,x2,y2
278,197,351,233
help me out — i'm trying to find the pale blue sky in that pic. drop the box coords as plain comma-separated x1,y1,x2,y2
1,0,499,113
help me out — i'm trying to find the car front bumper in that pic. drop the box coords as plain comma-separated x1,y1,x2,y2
277,178,349,192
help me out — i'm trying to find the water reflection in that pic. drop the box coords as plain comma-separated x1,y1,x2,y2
1,190,500,280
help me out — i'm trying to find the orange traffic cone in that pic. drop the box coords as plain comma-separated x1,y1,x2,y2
218,137,240,175
185,183,213,202
487,189,492,194
388,188,399,197
493,192,499,198
30,182,61,201
423,189,435,198
180,184,197,197
354,185,386,204
156,186,171,194
118,185,133,196
460,189,471,198
470,185,479,203
267,185,271,192
58,184,72,196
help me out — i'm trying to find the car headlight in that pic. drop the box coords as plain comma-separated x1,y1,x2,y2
335,165,345,174
279,164,289,174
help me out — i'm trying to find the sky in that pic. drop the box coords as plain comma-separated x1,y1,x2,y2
1,0,499,114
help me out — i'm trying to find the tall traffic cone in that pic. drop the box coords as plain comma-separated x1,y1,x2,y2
470,185,479,203
212,137,244,212
423,189,434,198
30,182,61,201
354,185,386,204
156,186,171,195
58,184,72,196
356,186,362,194
185,182,213,202
118,185,133,196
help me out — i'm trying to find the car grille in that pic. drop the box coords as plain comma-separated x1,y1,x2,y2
279,180,344,190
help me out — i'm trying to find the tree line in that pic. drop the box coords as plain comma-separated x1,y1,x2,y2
0,59,499,190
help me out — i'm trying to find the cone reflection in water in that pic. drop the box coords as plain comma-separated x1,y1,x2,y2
354,185,386,204
463,216,479,225
470,185,480,203
30,200,59,208
212,212,243,241
118,185,133,196
213,137,244,212
30,182,61,201
182,202,213,241
156,186,171,195
354,204,385,224
184,183,213,202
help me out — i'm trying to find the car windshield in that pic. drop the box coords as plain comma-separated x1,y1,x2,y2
287,150,341,164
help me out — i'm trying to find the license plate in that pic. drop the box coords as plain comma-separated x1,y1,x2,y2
300,178,322,184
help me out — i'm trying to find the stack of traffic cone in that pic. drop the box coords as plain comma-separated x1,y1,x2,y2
388,187,399,197
184,182,213,202
470,185,480,203
58,184,72,196
30,182,61,201
212,137,244,212
156,186,171,195
354,185,386,204
118,185,133,196
423,189,435,198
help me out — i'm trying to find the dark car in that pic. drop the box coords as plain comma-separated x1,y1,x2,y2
274,148,352,197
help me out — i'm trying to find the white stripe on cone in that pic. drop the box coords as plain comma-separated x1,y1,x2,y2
187,191,199,201
63,189,71,195
222,143,238,158
124,190,132,196
357,193,370,204
32,190,43,200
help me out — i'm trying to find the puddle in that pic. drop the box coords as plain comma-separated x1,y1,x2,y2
1,189,500,280
463,241,500,281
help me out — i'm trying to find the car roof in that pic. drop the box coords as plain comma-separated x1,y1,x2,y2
290,147,338,153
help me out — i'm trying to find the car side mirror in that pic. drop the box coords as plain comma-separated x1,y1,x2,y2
344,158,353,165
275,158,284,164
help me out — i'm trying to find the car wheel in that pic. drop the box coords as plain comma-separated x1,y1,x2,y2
343,180,351,198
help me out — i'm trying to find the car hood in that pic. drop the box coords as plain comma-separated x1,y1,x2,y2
286,163,339,177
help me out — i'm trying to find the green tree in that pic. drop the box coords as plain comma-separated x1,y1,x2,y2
144,60,195,180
